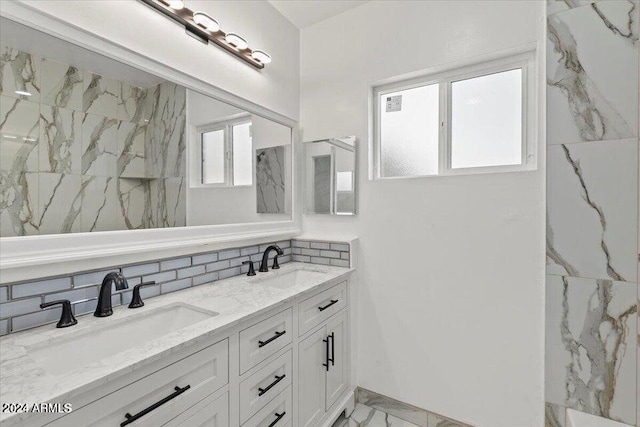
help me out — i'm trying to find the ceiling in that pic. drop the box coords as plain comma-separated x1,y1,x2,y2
268,0,369,29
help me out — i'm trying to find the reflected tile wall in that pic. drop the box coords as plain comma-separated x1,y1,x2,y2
0,45,40,101
545,402,566,427
256,146,286,214
0,46,186,237
546,2,639,426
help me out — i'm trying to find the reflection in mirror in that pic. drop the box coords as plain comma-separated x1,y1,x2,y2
186,90,292,225
304,136,356,215
0,17,292,237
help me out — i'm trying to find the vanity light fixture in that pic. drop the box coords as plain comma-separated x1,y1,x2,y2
140,0,270,69
251,50,272,64
14,90,32,96
225,33,248,50
193,12,219,32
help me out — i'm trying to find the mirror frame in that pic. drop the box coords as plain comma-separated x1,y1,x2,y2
0,2,301,283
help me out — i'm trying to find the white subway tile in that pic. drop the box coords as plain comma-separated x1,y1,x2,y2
192,253,217,265
206,260,230,272
0,287,7,303
0,298,42,319
122,262,159,277
310,242,331,250
320,250,340,259
143,271,176,284
240,246,259,256
218,249,240,260
43,286,98,303
160,257,191,271
177,265,205,279
0,319,7,335
161,278,191,294
330,259,350,268
12,308,60,332
219,267,240,280
310,257,331,266
73,269,119,287
330,243,350,252
292,255,311,263
12,277,71,299
292,240,310,249
192,272,218,286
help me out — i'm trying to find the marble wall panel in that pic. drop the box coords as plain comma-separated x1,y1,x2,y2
81,113,118,176
0,45,40,102
117,120,146,178
41,59,83,110
256,145,286,214
0,95,39,172
545,275,637,425
39,105,82,174
37,172,82,235
0,171,38,237
82,73,118,119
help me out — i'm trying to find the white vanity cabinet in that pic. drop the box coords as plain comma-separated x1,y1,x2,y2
20,276,351,427
298,310,349,427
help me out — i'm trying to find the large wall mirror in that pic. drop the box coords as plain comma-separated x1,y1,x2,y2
0,17,292,238
304,136,356,215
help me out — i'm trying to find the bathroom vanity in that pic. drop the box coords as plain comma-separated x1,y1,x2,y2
0,263,354,427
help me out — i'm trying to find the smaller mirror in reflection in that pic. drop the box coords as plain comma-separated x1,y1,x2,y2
304,136,356,215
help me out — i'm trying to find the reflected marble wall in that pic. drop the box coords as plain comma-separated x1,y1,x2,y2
0,44,186,236
256,146,286,214
545,1,639,426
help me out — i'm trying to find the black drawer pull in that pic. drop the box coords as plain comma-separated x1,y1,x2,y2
258,374,286,397
318,299,338,311
268,412,286,427
121,385,190,426
258,330,286,348
322,335,330,371
329,332,335,366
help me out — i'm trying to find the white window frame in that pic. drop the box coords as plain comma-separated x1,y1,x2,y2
372,51,537,179
197,114,253,188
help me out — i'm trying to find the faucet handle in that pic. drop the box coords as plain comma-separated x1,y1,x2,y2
40,300,77,328
128,281,156,309
272,255,280,270
242,260,256,276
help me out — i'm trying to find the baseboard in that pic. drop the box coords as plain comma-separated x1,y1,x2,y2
318,387,357,427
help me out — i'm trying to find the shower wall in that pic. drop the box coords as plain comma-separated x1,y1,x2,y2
545,1,639,426
0,44,186,237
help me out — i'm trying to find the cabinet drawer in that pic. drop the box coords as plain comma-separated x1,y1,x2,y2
243,386,292,427
47,339,229,427
299,282,347,336
240,308,292,373
162,391,228,427
240,350,292,424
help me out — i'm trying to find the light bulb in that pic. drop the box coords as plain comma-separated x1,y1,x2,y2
251,50,272,64
225,33,248,50
166,0,184,10
193,12,219,32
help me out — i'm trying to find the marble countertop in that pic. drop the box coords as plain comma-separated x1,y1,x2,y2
0,262,353,426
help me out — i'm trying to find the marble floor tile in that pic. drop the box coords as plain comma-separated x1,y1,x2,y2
0,95,39,172
547,140,638,282
82,73,118,119
41,58,83,111
547,1,638,144
39,105,82,174
0,171,38,236
81,113,118,176
545,275,637,425
357,388,429,426
546,402,566,427
37,172,82,235
0,45,40,102
336,404,422,427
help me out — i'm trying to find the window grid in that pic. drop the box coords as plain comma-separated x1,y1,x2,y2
372,51,536,180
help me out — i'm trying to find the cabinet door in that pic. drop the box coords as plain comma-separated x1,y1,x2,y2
163,391,228,427
298,326,327,427
326,311,348,410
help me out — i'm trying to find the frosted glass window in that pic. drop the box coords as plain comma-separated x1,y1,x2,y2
451,69,522,169
380,83,439,177
232,122,252,185
202,129,225,184
336,171,353,191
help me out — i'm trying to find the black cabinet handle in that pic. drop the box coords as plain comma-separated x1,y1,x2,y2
258,374,286,397
322,335,330,372
267,412,286,427
120,385,190,426
329,332,335,366
258,330,286,348
318,299,338,311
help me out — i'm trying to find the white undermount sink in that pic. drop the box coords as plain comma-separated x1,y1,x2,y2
253,269,326,289
29,304,217,376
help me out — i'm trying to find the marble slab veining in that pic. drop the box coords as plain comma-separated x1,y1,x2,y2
0,95,40,172
545,402,566,427
547,0,638,145
257,145,286,214
546,139,638,282
39,105,82,174
0,45,40,102
81,113,118,177
335,403,421,427
545,275,637,425
0,170,38,236
0,263,353,426
41,58,83,111
82,73,118,119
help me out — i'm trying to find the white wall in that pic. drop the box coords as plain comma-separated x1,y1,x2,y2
19,0,300,120
300,2,545,426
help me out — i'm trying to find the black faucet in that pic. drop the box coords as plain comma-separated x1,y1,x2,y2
259,245,284,272
95,272,129,317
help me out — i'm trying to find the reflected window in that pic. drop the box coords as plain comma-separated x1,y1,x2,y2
199,118,253,186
